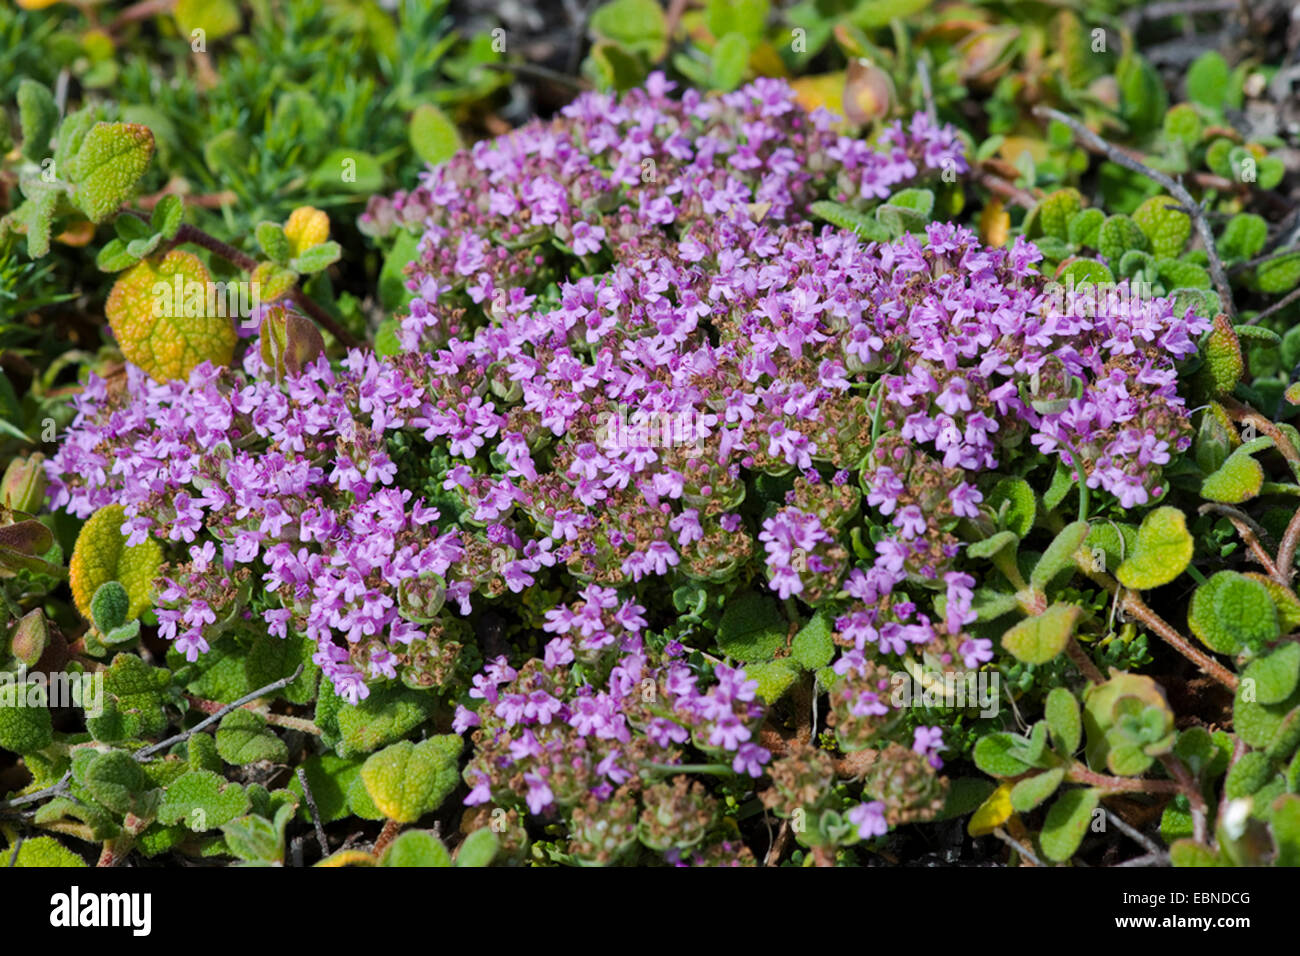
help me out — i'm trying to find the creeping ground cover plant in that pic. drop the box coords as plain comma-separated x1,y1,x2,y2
3,23,1300,868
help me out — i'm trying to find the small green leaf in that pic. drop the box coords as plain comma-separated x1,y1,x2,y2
1001,603,1080,665
1242,643,1300,706
255,221,290,264
1036,189,1082,242
150,194,184,239
1067,208,1105,248
1045,687,1082,754
380,829,453,867
1030,520,1089,591
1040,787,1100,861
1255,253,1300,295
1097,214,1149,263
1132,196,1191,259
1189,571,1277,655
361,735,463,823
410,104,462,167
5,836,86,868
791,612,835,670
1201,446,1264,504
1010,767,1065,813
746,658,802,703
1186,51,1230,111
90,580,129,633
716,592,786,662
986,478,1036,537
157,770,250,830
974,732,1033,777
95,238,140,272
333,684,437,758
1115,506,1193,590
1218,214,1268,262
0,691,53,753
1058,258,1114,286
710,32,750,92
809,200,892,242
216,709,289,765
290,240,341,274
68,122,155,223
1169,839,1225,867
456,827,500,867
589,0,669,59
968,530,1018,559
80,749,152,816
17,80,58,163
1224,751,1274,799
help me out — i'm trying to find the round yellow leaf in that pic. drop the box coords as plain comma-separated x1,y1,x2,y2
105,250,237,383
284,206,330,258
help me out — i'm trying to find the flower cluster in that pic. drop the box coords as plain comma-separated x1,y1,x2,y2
455,586,770,862
46,74,1209,865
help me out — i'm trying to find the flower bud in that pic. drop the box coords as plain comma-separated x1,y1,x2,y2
259,306,325,381
1,453,46,513
843,59,894,125
9,608,48,667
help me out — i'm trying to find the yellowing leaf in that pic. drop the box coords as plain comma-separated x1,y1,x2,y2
360,736,463,822
174,0,242,40
105,250,237,382
284,206,330,258
315,849,378,867
1001,603,1081,665
250,261,298,302
968,781,1014,836
69,504,162,622
789,73,846,121
1116,506,1193,590
980,198,1010,247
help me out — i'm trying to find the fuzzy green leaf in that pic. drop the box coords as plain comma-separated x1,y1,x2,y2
456,828,500,867
1242,643,1300,706
216,709,289,765
717,592,786,662
68,122,155,223
17,80,58,163
1001,603,1080,665
1115,507,1193,590
361,735,463,823
1031,520,1089,591
791,612,835,670
1201,446,1264,503
1045,687,1082,755
380,829,453,867
1010,767,1065,813
410,104,462,167
157,770,250,830
1132,196,1191,259
1041,787,1100,862
1189,571,1277,656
